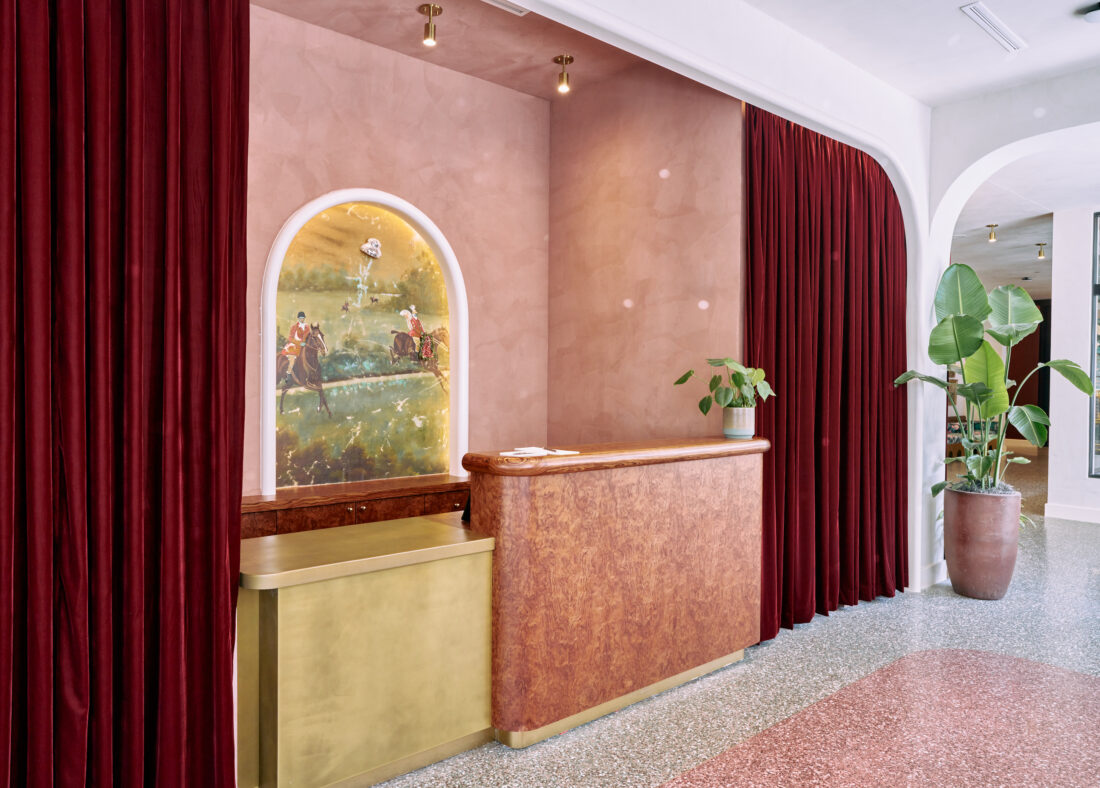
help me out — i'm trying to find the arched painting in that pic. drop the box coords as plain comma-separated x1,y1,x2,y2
274,202,450,486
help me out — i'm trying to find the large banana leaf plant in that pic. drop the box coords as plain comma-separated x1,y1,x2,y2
895,263,1091,496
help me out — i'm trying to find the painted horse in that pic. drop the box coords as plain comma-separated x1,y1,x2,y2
390,329,447,390
277,324,331,417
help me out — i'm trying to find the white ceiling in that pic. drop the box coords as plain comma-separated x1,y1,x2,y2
951,145,1100,300
741,0,1100,105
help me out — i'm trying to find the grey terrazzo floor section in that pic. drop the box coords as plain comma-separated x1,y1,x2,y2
380,510,1099,787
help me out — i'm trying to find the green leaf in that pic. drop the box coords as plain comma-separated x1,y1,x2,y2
934,264,991,322
708,374,721,392
931,480,949,497
674,370,694,386
943,456,965,464
714,387,734,408
1008,404,1049,447
962,341,1009,418
987,285,1043,347
965,454,995,482
750,368,765,385
698,395,713,416
706,357,733,368
893,370,948,390
1043,359,1093,395
928,315,985,365
1006,457,1031,464
756,380,775,401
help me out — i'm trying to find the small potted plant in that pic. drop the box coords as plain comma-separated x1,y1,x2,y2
675,358,774,439
895,263,1091,600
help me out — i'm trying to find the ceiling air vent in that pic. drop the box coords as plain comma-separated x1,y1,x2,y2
478,0,530,16
960,2,1028,53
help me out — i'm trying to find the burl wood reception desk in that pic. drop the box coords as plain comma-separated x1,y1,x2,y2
462,437,769,747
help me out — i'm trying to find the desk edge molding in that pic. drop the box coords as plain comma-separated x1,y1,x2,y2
463,438,770,476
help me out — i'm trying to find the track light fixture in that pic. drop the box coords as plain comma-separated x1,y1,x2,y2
1036,242,1047,260
986,224,998,242
553,54,574,94
419,4,442,47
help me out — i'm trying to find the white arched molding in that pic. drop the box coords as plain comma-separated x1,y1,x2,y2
260,189,470,496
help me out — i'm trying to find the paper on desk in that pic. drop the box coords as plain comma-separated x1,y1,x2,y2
498,447,580,457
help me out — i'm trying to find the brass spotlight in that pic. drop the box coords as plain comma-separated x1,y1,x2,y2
1036,242,1047,260
986,223,998,242
553,54,574,94
419,4,442,47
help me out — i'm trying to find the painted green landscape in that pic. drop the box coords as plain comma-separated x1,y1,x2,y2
275,373,448,487
274,202,450,487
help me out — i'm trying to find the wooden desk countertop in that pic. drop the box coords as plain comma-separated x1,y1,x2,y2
461,436,770,476
239,512,493,590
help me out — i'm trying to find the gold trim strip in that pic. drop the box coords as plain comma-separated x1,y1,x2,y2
323,728,495,788
495,650,744,749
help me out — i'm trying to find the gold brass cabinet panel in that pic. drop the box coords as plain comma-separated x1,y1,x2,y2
241,549,493,788
237,589,261,788
240,513,492,589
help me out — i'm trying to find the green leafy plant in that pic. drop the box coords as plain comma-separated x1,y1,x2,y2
675,358,775,416
895,263,1091,496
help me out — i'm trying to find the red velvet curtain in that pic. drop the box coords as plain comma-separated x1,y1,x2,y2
1,2,248,785
743,105,909,643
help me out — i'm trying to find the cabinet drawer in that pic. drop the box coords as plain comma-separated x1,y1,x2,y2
422,490,469,515
349,495,424,524
277,503,353,534
241,511,277,539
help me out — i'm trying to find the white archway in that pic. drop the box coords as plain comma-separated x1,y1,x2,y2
259,189,469,496
910,120,1100,581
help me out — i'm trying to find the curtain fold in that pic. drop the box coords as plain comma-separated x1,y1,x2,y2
744,105,909,642
1,2,249,785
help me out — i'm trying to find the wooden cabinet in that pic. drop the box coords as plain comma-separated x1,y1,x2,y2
241,511,277,539
349,495,424,524
423,490,469,515
276,503,355,535
240,475,471,539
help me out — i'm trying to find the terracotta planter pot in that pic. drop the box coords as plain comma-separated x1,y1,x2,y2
722,407,755,439
943,488,1021,600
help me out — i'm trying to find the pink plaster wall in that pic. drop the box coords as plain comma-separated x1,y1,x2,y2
244,6,550,494
547,65,745,444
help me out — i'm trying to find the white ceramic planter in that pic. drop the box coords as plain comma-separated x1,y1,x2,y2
722,406,755,439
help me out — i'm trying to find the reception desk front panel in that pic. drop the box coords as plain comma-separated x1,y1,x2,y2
463,438,768,746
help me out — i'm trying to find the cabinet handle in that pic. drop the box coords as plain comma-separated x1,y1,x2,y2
346,506,353,513
454,502,462,509
359,505,367,511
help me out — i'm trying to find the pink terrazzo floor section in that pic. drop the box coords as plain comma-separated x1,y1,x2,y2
662,649,1100,788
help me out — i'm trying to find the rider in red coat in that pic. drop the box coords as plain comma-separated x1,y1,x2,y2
281,311,311,381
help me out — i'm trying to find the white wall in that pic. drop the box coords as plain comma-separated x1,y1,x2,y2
1046,206,1100,524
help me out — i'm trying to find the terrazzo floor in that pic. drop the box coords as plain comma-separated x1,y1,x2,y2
381,450,1099,787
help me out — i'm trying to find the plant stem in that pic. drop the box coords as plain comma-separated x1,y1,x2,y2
998,364,1043,482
